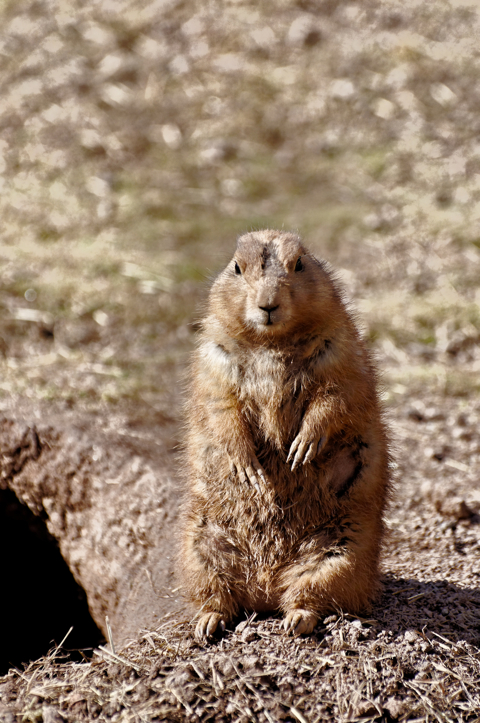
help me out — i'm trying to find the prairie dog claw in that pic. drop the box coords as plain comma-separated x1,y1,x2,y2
283,609,318,636
231,456,267,493
195,612,226,642
287,434,327,471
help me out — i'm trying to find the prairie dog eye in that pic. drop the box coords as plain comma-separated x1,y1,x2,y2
234,261,242,275
295,256,303,272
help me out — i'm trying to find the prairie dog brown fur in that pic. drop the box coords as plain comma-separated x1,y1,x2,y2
181,230,390,640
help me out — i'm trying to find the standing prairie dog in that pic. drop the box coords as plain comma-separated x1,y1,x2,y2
181,230,390,640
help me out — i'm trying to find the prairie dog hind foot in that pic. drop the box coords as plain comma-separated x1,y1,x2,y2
195,612,227,642
283,609,318,636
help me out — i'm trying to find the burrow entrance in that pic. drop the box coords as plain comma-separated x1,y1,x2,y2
0,489,103,675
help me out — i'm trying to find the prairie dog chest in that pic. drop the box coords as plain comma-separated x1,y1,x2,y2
239,347,311,449
238,347,293,408
201,339,293,405
200,339,312,446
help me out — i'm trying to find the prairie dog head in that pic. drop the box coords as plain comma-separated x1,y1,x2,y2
208,230,340,342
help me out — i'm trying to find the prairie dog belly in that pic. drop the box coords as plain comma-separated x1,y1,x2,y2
239,348,306,451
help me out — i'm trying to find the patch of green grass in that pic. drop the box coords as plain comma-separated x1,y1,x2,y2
360,149,389,180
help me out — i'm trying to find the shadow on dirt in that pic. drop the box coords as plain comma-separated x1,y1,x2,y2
181,574,480,651
0,489,103,675
373,575,480,647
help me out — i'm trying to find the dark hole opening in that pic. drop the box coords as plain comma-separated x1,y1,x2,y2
0,488,104,674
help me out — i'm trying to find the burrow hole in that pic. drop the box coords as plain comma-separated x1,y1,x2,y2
0,489,103,674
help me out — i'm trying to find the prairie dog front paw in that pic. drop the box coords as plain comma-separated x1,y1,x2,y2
229,453,267,493
287,432,328,471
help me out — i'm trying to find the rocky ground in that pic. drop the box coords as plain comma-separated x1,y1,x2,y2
0,0,479,720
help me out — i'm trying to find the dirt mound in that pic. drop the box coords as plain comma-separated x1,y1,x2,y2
0,415,184,661
1,391,479,721
1,580,479,721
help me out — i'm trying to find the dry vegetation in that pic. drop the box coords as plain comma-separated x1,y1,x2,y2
0,0,480,721
2,589,480,722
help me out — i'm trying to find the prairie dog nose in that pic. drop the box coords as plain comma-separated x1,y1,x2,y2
256,285,280,311
259,304,279,325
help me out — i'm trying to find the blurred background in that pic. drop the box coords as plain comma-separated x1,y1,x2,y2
1,0,480,426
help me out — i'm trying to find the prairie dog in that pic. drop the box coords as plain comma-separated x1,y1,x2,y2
181,230,390,640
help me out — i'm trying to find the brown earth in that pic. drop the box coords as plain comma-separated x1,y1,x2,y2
0,412,184,647
1,0,480,720
1,391,479,722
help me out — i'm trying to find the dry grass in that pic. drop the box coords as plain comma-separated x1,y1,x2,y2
2,602,480,722
1,0,480,415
